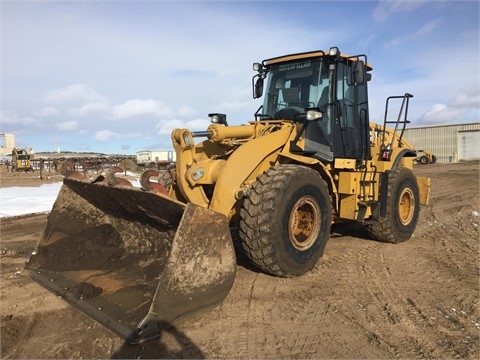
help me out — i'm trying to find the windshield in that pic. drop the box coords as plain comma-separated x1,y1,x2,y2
262,58,330,120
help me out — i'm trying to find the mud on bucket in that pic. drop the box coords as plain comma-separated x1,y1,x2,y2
26,178,237,344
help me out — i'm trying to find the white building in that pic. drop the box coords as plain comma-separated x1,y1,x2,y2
136,150,176,165
0,133,15,156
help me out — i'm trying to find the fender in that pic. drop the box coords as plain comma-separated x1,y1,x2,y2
278,151,339,211
377,148,417,219
392,148,416,171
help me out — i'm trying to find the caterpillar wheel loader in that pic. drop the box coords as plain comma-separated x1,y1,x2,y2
26,47,431,344
415,149,437,164
12,147,33,171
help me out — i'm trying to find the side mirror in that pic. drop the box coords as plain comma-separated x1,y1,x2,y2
353,60,366,85
253,75,264,99
305,108,323,121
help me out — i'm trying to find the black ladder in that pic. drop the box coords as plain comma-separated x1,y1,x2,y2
357,162,378,222
380,93,413,161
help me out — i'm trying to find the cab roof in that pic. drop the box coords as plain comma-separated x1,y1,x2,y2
263,49,373,70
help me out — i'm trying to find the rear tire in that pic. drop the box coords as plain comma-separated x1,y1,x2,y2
367,166,420,243
239,165,332,277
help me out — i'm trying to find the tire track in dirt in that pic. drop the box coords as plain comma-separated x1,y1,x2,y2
422,200,478,275
353,242,438,358
416,208,479,356
405,162,479,358
242,274,344,359
188,256,392,359
180,266,255,358
330,240,408,357
228,243,395,359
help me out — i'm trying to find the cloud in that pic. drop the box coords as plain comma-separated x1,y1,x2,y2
373,0,428,21
35,107,58,117
185,118,211,130
418,86,479,124
55,120,79,131
94,129,119,141
412,19,439,38
0,111,38,127
419,104,463,124
451,86,480,108
385,19,440,48
69,102,110,117
170,69,215,78
177,106,196,117
155,119,186,135
94,129,143,141
45,83,105,104
112,99,171,119
155,118,210,135
214,98,251,112
212,86,253,112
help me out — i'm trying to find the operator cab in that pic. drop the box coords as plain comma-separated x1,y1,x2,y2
253,47,372,163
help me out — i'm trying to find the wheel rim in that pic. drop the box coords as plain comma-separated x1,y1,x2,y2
288,196,321,251
398,188,415,225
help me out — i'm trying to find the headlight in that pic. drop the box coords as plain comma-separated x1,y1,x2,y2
208,113,228,126
329,46,340,57
253,62,262,72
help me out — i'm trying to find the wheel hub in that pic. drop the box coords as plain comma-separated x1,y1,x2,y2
288,196,321,251
398,188,415,225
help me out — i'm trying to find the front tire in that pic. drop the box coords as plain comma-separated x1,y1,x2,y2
420,155,429,165
367,166,420,243
239,165,332,277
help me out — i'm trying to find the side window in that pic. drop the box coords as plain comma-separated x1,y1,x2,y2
336,64,355,128
314,63,330,108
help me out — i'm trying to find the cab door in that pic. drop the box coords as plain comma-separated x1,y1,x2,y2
332,59,370,161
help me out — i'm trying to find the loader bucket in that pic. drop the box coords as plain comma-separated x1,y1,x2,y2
26,177,236,344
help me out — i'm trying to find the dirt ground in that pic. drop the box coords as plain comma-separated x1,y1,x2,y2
1,162,479,359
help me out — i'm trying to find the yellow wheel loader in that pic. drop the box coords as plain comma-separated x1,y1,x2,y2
415,149,437,164
12,148,33,171
26,47,430,344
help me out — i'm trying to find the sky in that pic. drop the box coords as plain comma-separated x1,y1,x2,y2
1,0,479,155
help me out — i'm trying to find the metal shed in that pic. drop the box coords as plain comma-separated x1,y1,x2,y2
403,122,480,163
